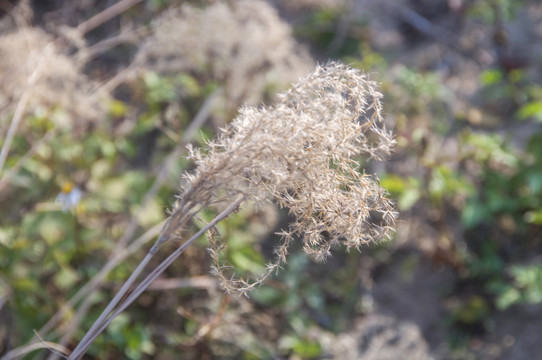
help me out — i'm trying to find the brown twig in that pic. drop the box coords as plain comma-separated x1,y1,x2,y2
147,276,217,291
0,50,44,176
76,0,145,35
381,2,482,65
82,26,149,61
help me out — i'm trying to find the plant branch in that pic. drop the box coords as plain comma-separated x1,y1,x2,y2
67,254,154,358
146,276,216,291
381,2,482,64
0,55,43,176
82,27,149,61
0,341,71,360
76,0,145,35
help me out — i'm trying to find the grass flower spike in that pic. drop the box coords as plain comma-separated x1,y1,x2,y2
186,62,397,292
67,62,396,359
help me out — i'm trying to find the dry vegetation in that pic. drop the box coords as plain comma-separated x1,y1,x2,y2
1,0,542,360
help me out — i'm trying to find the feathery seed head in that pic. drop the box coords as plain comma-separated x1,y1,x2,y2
0,27,108,132
180,62,396,293
136,0,312,110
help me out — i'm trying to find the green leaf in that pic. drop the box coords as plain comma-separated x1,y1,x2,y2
144,72,177,103
37,212,74,246
279,334,322,358
517,101,542,121
454,295,490,324
480,69,503,85
292,339,322,358
496,287,521,310
524,210,542,224
380,175,421,210
175,74,201,97
230,246,266,274
252,286,284,306
54,266,80,289
380,175,406,194
462,201,489,228
133,198,165,227
109,100,128,117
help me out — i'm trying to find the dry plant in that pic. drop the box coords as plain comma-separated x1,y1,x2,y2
319,314,434,360
62,62,396,359
135,0,312,112
0,26,106,129
0,24,109,181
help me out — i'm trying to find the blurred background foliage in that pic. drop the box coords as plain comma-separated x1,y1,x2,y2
1,0,542,359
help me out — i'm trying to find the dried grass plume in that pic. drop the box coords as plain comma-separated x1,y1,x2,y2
135,0,312,109
179,62,397,294
0,26,107,130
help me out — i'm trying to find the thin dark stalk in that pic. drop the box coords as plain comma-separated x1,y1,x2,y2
0,59,42,175
67,197,243,360
66,206,195,358
76,0,145,35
